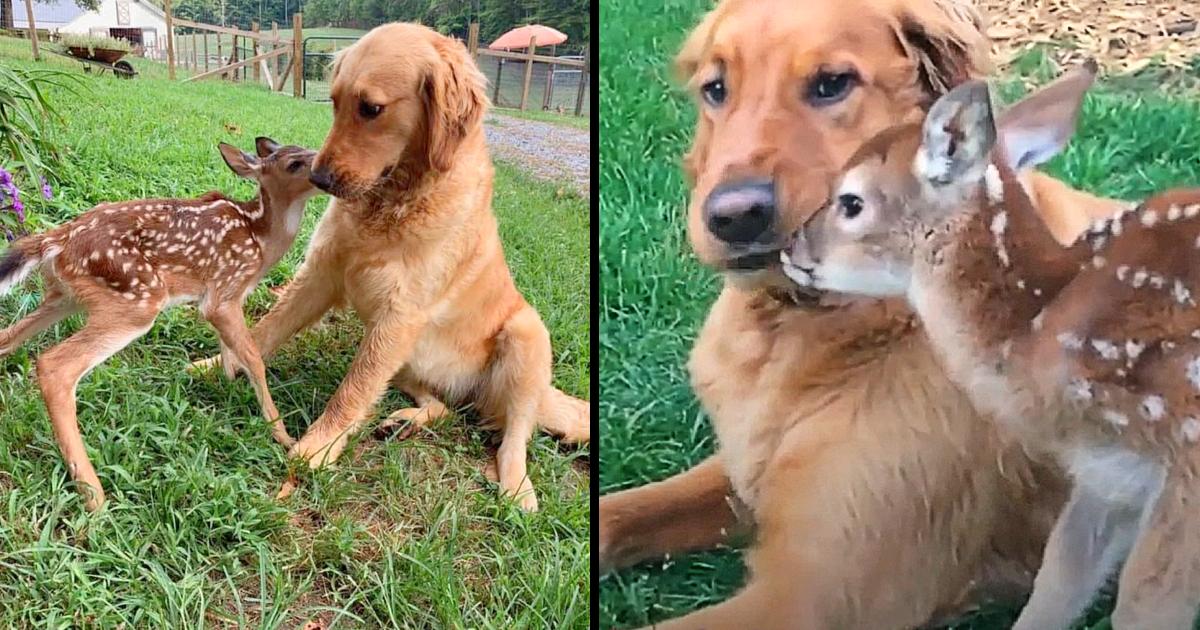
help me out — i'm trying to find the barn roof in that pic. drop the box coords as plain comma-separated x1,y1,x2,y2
13,0,86,28
14,0,167,29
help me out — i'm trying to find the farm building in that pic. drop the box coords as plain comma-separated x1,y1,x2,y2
14,0,167,55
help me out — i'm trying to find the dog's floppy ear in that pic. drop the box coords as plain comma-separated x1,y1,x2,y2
891,0,992,98
423,37,488,172
674,5,727,82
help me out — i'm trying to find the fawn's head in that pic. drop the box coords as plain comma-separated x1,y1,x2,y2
218,137,319,209
781,62,1097,297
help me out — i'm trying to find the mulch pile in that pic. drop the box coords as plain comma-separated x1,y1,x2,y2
978,0,1199,74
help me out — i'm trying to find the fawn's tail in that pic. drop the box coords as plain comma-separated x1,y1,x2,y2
0,235,54,297
538,387,590,444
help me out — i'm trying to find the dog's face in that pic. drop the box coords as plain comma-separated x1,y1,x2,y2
677,0,989,288
311,23,487,199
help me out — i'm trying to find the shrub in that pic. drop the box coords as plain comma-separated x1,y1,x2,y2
0,66,83,237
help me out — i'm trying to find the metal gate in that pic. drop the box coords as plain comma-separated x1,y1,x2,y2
301,36,360,101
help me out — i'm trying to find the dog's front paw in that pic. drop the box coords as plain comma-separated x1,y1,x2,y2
288,427,350,469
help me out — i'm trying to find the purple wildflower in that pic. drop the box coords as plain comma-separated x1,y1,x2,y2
11,197,24,222
0,167,11,186
41,177,52,200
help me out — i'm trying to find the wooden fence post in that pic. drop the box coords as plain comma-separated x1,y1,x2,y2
292,12,303,98
22,0,38,60
467,21,479,55
519,35,536,111
493,58,503,105
164,0,174,79
272,22,280,79
203,32,209,71
191,33,197,69
251,21,260,83
574,44,588,117
216,33,222,77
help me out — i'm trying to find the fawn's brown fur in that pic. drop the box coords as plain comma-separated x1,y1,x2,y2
783,65,1200,629
0,137,318,511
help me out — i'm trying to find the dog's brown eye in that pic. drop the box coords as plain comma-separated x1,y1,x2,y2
701,79,727,106
839,193,864,219
807,71,858,106
359,101,383,119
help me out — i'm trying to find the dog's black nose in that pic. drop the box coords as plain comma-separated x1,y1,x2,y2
704,180,776,244
309,166,334,192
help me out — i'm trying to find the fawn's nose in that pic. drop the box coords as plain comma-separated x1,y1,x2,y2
309,166,335,192
704,180,777,244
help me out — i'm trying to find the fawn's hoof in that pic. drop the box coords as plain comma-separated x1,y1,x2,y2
288,430,349,469
188,355,222,375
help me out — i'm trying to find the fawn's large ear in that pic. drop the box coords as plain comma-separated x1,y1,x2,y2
255,136,281,158
423,36,488,173
916,79,996,185
996,61,1097,172
218,142,260,178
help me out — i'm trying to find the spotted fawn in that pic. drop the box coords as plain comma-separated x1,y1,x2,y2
781,64,1200,629
0,137,319,511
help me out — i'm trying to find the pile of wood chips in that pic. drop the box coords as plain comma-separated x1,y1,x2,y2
978,0,1198,74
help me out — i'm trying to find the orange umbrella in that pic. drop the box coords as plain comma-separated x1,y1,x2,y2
488,24,568,50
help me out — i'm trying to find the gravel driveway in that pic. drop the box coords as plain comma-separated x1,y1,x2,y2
483,113,590,195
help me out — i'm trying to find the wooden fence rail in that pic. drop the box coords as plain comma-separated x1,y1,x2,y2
474,38,589,116
165,9,302,97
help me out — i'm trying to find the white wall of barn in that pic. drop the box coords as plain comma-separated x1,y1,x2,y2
60,0,167,53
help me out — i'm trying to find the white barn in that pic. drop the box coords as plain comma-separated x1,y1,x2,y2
15,0,168,57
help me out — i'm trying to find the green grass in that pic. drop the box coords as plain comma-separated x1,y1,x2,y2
598,1,1200,629
490,107,589,130
0,36,589,628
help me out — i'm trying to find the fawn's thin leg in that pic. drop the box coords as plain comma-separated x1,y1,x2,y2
376,369,449,440
1012,481,1151,630
189,252,340,374
205,302,293,448
36,312,154,511
0,282,77,357
1112,469,1200,629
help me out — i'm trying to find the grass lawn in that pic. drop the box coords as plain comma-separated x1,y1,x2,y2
0,36,589,628
599,1,1200,628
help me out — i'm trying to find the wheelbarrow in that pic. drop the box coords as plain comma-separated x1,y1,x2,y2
51,46,137,79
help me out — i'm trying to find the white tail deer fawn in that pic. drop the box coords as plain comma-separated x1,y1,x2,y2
780,64,1200,629
0,137,318,511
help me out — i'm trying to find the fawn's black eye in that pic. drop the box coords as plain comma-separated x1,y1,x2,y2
807,71,858,106
701,78,727,106
287,160,303,173
839,193,864,219
359,101,383,119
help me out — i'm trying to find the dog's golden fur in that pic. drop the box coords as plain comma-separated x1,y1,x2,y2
203,23,588,511
599,0,1125,626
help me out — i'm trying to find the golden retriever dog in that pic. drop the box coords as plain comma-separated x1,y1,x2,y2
197,23,589,511
599,0,1125,626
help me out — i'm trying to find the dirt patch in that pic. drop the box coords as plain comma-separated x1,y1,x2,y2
980,0,1198,73
483,113,589,195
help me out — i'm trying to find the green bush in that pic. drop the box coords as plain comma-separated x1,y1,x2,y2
0,66,83,236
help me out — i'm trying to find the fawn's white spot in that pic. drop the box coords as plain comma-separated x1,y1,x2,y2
1065,378,1093,402
991,211,1010,268
1132,269,1148,288
1168,205,1183,221
1116,265,1130,281
1058,332,1085,350
1150,274,1166,289
1186,204,1200,218
1091,339,1121,361
1174,280,1194,306
1032,310,1046,331
1187,357,1200,391
984,165,1004,204
1092,256,1106,269
1141,210,1159,227
1103,409,1130,427
1183,417,1200,443
1125,340,1145,364
1140,395,1166,421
